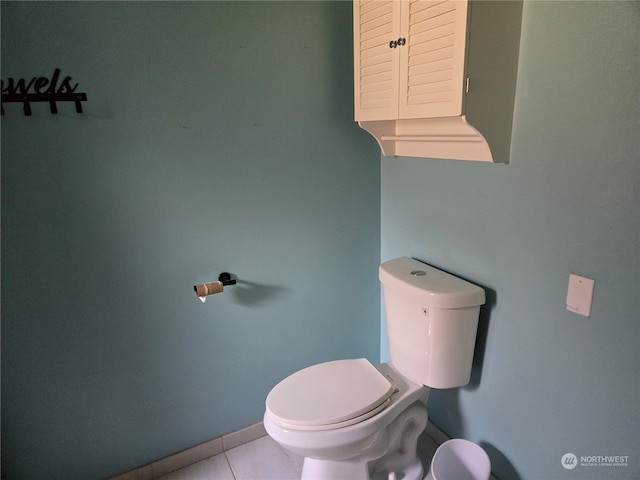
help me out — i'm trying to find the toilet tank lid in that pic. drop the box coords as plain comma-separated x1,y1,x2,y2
379,257,485,309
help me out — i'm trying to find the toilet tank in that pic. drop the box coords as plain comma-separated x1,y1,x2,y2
379,257,486,389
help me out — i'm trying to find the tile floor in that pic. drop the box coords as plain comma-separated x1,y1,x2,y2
156,430,441,480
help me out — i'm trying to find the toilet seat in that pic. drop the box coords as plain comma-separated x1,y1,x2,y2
266,358,395,431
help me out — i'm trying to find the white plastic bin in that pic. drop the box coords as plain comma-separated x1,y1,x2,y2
427,439,491,480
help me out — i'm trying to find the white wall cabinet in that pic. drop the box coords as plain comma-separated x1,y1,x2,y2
353,0,523,163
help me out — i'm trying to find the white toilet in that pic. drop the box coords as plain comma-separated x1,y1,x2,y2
264,257,486,480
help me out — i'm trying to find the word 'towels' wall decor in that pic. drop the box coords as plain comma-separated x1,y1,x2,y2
1,68,87,116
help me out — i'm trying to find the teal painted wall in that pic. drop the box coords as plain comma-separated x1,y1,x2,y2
1,2,381,479
3,1,638,480
381,2,639,479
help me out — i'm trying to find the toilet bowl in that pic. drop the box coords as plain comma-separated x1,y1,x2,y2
264,360,428,480
264,257,486,480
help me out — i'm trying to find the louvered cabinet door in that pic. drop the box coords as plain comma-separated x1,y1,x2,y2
354,0,402,121
398,0,468,119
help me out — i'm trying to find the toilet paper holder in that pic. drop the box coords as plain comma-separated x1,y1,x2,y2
193,272,236,302
217,272,236,286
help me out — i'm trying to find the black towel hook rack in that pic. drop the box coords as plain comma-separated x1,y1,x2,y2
1,68,87,116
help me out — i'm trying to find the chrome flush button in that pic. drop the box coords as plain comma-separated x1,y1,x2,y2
411,270,427,276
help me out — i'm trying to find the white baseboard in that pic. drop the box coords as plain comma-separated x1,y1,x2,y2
425,420,451,446
107,421,267,480
109,419,496,480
